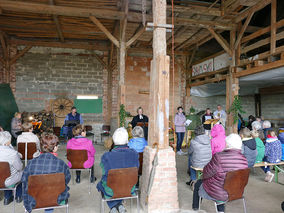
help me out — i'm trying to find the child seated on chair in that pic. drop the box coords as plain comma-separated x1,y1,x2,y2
97,127,139,213
186,126,212,189
128,126,148,153
251,130,265,164
17,122,40,158
261,129,282,182
22,133,70,213
0,131,23,205
239,127,257,168
66,124,96,183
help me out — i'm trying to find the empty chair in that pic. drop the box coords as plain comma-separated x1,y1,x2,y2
0,162,21,213
17,142,37,166
101,167,139,213
199,168,250,213
101,125,110,143
67,149,93,194
24,173,69,212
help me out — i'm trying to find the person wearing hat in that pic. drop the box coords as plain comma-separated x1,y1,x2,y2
97,127,139,213
0,131,23,205
192,133,248,212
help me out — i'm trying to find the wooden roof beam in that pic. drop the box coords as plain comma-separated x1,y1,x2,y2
0,31,8,59
49,0,64,42
235,0,271,23
167,4,222,17
208,27,232,56
126,25,146,48
9,46,32,65
89,16,119,48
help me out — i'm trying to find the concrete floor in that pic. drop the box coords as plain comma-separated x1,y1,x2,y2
1,144,284,213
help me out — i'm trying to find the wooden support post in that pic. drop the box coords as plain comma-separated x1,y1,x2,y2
208,27,232,56
271,0,276,54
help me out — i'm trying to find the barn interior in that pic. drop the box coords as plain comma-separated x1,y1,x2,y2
1,0,284,212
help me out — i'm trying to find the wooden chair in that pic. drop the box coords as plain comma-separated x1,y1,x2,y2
100,125,110,143
101,167,139,213
138,152,143,176
17,142,37,167
199,168,250,213
25,173,68,212
0,162,20,213
66,149,92,194
85,125,95,143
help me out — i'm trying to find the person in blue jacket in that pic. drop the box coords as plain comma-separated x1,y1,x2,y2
128,126,148,153
97,128,139,213
63,107,83,139
278,128,284,160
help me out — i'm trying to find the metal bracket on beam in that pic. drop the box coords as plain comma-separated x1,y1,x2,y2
146,22,174,32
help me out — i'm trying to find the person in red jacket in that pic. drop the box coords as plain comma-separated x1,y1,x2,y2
192,133,248,212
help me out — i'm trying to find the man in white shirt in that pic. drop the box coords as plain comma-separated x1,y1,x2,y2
213,105,227,128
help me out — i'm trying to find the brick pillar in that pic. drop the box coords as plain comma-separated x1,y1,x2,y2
140,147,179,212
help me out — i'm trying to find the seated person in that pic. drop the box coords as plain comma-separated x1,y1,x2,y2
251,130,265,164
128,126,148,153
63,107,83,139
192,133,248,212
17,122,40,158
211,124,226,156
11,112,22,138
252,121,265,142
186,126,212,189
67,124,96,183
22,133,70,213
262,129,282,182
0,131,23,205
239,128,257,168
263,120,272,139
97,127,139,213
202,108,213,135
279,128,284,160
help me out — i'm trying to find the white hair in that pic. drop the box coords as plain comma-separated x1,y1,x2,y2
263,120,271,129
226,133,242,150
132,126,144,138
252,121,262,131
112,127,128,145
0,131,11,146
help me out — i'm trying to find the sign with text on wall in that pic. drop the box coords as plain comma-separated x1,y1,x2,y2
192,53,230,77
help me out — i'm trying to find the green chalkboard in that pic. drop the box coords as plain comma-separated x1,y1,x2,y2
74,99,102,114
0,84,19,132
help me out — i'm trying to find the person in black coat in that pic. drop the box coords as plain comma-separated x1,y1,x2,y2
202,108,213,135
131,107,148,140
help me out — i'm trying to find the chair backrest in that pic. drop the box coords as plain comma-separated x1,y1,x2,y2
66,149,88,169
102,125,110,132
138,152,143,175
85,125,93,132
107,167,138,199
0,162,11,188
18,142,37,160
28,173,65,209
223,168,250,201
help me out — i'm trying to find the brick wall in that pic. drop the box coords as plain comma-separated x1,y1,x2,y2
13,47,106,141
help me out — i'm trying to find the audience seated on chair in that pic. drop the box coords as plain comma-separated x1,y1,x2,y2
0,131,23,205
67,124,96,183
128,126,148,153
17,122,40,158
239,128,257,168
22,133,71,213
210,124,226,156
186,126,212,189
263,120,272,139
97,127,139,213
192,133,248,212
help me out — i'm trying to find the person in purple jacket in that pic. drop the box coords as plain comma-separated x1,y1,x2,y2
67,124,96,183
174,106,186,155
192,133,248,212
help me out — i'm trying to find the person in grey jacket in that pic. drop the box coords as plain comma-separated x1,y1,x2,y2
0,131,23,205
239,127,257,167
186,126,212,189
